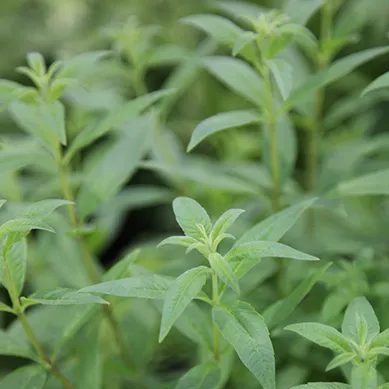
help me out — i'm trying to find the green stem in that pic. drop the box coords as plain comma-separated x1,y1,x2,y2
55,145,136,373
304,0,333,192
212,272,220,361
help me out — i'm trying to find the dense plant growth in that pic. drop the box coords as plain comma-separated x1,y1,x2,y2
0,0,389,388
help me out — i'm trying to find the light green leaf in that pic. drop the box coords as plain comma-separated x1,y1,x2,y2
212,1,266,20
283,0,323,25
181,14,243,48
291,384,352,389
326,352,355,371
0,330,35,360
0,302,13,313
362,71,389,96
175,362,221,389
102,249,140,281
24,288,109,306
159,266,210,342
335,168,389,196
77,115,153,218
209,253,240,294
236,198,317,244
10,199,72,220
377,384,389,389
285,46,389,110
285,322,352,354
233,32,257,57
371,328,389,348
0,365,47,389
211,208,245,243
203,56,264,106
27,52,46,75
264,263,331,329
79,274,172,299
66,90,171,159
213,301,275,389
172,197,212,240
188,110,261,151
0,149,47,174
39,100,66,145
269,58,294,100
351,365,377,389
342,297,379,342
226,241,319,263
0,218,54,238
158,236,198,249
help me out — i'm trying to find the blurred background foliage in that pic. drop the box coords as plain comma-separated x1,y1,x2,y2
1,0,389,387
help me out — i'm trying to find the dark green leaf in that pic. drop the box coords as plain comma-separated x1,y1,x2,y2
0,365,46,389
362,71,389,96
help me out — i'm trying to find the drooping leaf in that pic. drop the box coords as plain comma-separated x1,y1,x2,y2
342,297,380,342
66,89,171,159
226,241,319,263
211,208,245,243
335,168,389,196
175,362,221,389
187,110,261,151
159,266,210,342
172,197,212,240
203,56,264,106
0,365,47,389
362,71,389,96
79,274,172,299
0,330,35,360
285,323,352,354
77,115,153,218
236,198,317,244
23,288,109,306
0,218,54,238
264,263,331,329
213,301,275,389
209,253,240,294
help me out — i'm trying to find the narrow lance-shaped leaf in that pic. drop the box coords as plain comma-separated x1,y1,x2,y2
211,208,245,243
175,362,221,389
159,266,210,342
23,288,109,306
236,198,317,245
203,56,265,106
172,197,212,240
187,110,261,151
283,0,323,25
0,218,54,238
102,249,140,281
351,365,377,389
285,322,353,354
371,328,389,348
0,330,36,360
362,71,389,96
291,384,352,389
326,352,355,371
158,236,198,249
79,274,172,299
209,253,240,295
9,199,73,220
213,301,276,389
0,365,47,389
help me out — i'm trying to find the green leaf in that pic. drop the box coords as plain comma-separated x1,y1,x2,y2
213,301,275,389
291,384,352,389
0,218,54,238
172,197,212,240
175,362,221,389
66,90,171,159
187,110,261,151
371,328,389,348
283,0,323,25
269,59,294,100
10,199,73,220
285,46,389,110
203,56,264,106
233,32,257,57
0,302,14,313
77,115,153,218
0,330,35,360
326,352,355,371
362,71,389,96
102,249,140,281
181,14,243,48
27,52,46,75
226,241,319,263
158,236,198,249
342,297,379,343
79,274,172,299
23,288,109,306
351,365,377,389
209,253,240,294
0,149,47,174
212,1,266,20
0,365,47,389
263,263,331,329
335,168,389,196
285,322,353,354
0,239,27,297
236,198,317,244
159,266,210,342
211,208,245,243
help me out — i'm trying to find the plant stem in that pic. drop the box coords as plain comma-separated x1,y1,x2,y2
304,0,333,192
55,146,136,373
212,272,220,361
